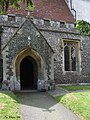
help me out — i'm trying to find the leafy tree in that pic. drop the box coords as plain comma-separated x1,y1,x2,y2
0,0,34,14
76,20,90,35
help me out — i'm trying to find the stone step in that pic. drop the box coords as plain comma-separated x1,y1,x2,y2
14,90,38,93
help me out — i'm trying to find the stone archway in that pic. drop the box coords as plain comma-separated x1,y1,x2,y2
20,56,37,90
13,48,46,90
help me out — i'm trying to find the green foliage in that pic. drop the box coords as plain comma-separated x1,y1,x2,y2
55,91,90,120
76,20,90,35
0,0,34,14
61,85,90,91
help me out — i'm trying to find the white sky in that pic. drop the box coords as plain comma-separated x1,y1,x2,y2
72,0,90,22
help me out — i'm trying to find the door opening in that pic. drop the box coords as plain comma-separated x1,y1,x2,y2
20,56,37,90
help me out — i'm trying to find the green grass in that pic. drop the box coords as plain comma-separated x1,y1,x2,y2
55,91,90,120
0,91,21,120
61,85,90,91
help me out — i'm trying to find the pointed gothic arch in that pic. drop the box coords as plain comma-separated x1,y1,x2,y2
13,48,45,90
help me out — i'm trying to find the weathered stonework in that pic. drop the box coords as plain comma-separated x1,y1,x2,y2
1,17,54,91
36,23,90,84
0,15,90,90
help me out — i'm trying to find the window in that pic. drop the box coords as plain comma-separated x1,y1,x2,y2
63,40,79,71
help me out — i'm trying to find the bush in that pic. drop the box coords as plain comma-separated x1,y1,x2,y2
76,20,90,35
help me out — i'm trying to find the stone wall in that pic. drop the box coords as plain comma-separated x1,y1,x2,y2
1,15,90,87
1,18,54,90
6,19,54,79
0,15,26,50
37,24,90,84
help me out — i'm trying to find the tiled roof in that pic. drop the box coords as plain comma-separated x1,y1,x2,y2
8,0,75,23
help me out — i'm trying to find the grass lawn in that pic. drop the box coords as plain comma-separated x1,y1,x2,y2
61,85,90,91
55,90,90,120
0,91,21,120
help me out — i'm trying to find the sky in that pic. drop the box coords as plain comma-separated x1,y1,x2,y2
72,0,90,22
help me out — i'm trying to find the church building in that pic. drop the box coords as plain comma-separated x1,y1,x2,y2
0,0,90,91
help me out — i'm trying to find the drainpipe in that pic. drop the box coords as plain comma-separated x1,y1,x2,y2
70,0,76,19
71,8,76,19
70,0,72,9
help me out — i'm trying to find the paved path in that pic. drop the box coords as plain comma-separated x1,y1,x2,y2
16,92,80,120
47,86,69,96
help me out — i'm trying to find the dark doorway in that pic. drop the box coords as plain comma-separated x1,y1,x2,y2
20,56,37,90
